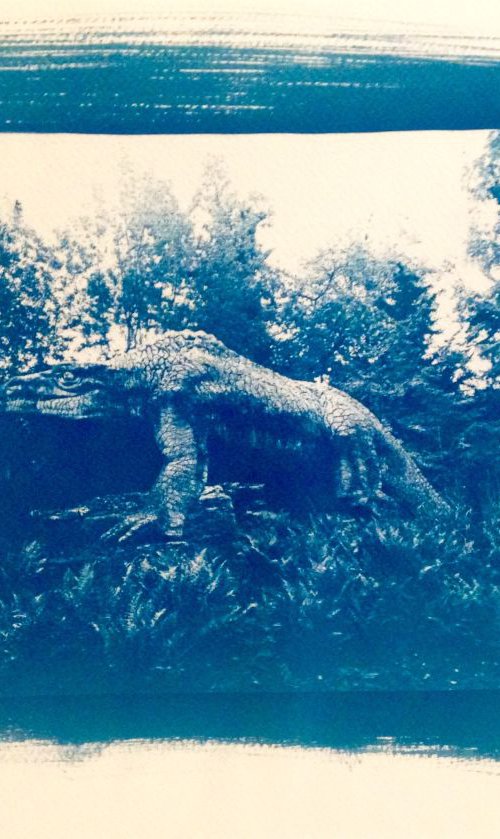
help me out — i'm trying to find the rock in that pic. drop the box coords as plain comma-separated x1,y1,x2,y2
187,484,237,542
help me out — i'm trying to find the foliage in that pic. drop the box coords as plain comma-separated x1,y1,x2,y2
466,282,500,387
50,165,276,361
273,246,469,493
0,490,498,693
468,129,500,277
0,202,63,371
188,163,277,363
52,180,196,355
466,130,500,386
453,131,500,514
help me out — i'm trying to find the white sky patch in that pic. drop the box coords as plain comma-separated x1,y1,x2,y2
0,131,493,292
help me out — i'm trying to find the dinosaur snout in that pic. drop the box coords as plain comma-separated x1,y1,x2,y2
0,373,49,410
3,376,36,399
4,377,24,395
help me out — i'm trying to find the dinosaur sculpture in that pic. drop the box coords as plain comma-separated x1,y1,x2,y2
1,330,447,540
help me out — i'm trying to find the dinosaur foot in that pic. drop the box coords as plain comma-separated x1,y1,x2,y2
32,495,182,547
101,512,186,545
334,487,396,519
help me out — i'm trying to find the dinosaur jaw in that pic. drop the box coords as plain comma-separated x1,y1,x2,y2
3,391,117,419
35,393,108,418
2,397,36,413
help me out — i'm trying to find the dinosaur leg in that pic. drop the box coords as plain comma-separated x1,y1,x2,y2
152,404,207,537
354,432,384,504
336,431,384,510
102,405,207,543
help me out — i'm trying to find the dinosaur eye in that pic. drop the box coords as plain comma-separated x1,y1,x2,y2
59,371,78,386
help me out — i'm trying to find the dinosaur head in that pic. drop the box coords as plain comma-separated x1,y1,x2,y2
1,364,136,420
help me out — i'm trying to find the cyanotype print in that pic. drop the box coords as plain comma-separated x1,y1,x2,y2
0,4,499,836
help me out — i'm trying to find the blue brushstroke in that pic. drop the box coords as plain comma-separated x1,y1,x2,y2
1,693,500,761
0,39,498,133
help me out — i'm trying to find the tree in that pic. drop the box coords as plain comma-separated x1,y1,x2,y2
189,163,277,363
274,245,468,494
274,245,442,404
0,202,62,372
457,131,500,514
51,215,114,358
50,168,280,363
468,130,500,278
466,129,500,386
54,178,197,356
109,175,197,351
465,282,500,388
272,245,396,387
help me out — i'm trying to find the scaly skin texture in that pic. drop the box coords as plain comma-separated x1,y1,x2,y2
1,330,448,540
